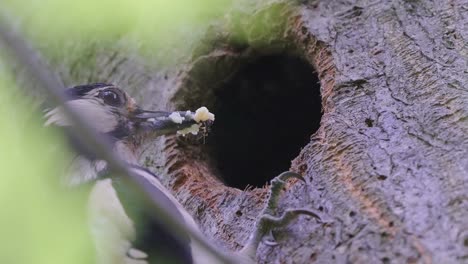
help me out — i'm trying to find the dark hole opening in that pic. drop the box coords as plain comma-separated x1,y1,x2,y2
205,54,322,188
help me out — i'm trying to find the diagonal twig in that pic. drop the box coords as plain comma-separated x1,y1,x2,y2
0,13,233,264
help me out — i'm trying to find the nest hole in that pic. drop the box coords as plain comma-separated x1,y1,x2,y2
204,54,322,189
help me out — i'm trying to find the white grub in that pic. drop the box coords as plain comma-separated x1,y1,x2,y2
147,118,156,123
193,106,215,122
177,124,201,136
168,112,184,124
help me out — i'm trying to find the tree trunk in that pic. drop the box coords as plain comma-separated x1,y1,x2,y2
37,0,468,263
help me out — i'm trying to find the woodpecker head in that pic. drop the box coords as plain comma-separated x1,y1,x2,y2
45,83,212,148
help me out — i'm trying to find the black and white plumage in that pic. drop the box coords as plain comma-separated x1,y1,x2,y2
89,167,192,264
46,83,319,264
45,83,221,264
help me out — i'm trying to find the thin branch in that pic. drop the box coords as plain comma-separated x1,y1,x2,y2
0,13,233,264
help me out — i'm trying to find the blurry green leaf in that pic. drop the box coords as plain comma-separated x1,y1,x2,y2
0,62,93,264
3,0,232,65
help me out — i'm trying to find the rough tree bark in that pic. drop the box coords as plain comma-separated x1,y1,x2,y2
31,0,468,263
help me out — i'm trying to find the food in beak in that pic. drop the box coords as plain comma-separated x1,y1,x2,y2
135,106,215,136
175,107,215,136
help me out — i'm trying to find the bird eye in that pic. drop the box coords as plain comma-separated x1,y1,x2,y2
98,89,122,107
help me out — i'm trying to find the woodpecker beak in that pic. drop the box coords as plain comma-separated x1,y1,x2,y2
131,109,199,136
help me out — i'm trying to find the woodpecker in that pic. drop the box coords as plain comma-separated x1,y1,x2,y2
45,83,320,264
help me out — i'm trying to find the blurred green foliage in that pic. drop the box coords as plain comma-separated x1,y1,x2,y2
2,0,289,67
0,1,237,262
3,0,232,65
0,64,94,263
0,1,291,262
